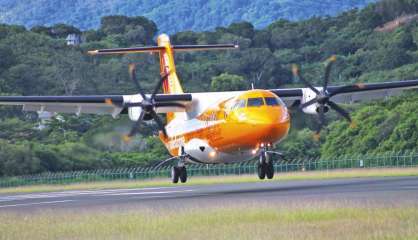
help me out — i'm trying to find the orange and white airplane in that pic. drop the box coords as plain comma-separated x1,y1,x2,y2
1,34,418,183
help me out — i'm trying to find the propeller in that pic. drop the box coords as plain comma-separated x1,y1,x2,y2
293,56,363,138
106,64,182,142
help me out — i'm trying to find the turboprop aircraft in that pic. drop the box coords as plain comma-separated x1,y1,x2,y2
1,33,418,183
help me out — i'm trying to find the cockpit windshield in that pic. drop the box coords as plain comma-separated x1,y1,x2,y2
228,96,284,110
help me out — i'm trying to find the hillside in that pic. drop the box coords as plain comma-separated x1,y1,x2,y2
0,0,417,176
0,0,377,33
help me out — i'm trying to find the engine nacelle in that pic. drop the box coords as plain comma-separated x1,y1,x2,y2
302,104,329,115
128,107,143,121
300,87,329,115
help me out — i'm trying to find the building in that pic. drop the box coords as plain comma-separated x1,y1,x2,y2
66,34,82,46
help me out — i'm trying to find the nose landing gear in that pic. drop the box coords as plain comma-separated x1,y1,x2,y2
257,145,285,180
257,149,274,179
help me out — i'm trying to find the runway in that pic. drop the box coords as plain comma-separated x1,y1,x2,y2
1,176,418,212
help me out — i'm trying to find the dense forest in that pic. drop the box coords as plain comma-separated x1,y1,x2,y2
0,0,417,177
0,0,377,33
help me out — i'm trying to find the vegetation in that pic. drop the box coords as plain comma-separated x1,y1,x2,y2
1,204,418,239
0,0,377,33
0,0,417,177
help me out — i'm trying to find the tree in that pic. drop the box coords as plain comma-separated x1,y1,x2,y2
49,24,81,38
227,22,255,39
211,73,247,91
100,15,130,35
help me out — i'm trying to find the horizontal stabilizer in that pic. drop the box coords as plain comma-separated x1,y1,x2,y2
88,44,238,55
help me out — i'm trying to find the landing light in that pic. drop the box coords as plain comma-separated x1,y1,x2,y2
252,149,257,155
260,143,264,147
209,151,217,158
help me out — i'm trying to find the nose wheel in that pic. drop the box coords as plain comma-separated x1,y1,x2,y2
257,147,275,180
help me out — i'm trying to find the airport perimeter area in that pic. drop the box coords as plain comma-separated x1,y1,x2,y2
1,176,418,240
0,151,417,191
1,152,417,240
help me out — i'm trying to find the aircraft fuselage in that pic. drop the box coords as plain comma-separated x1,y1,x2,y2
160,89,290,164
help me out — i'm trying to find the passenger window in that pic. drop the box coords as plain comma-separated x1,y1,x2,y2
247,98,264,107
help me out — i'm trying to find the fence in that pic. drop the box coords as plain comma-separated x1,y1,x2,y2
0,151,417,188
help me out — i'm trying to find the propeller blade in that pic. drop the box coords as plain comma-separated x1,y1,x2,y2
323,55,336,91
151,73,168,100
299,98,319,110
128,63,147,100
124,110,146,141
327,101,352,123
150,110,167,137
317,105,325,133
313,105,325,141
292,64,320,95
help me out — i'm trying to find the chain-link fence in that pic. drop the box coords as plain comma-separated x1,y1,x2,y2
0,151,417,188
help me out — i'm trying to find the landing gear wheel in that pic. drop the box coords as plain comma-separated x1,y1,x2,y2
257,162,266,180
179,166,188,183
257,153,267,180
266,161,274,179
171,166,179,184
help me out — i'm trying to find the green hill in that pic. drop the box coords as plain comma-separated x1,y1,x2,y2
0,0,376,33
0,0,417,176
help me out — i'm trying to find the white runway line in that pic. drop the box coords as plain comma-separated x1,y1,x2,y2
0,200,75,208
399,186,418,189
105,189,194,196
0,186,187,202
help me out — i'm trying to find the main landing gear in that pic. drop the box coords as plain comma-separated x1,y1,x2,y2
171,165,187,183
171,147,188,184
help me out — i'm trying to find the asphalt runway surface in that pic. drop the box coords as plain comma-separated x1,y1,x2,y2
1,176,418,212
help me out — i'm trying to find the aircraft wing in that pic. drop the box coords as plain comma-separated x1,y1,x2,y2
270,79,418,107
0,93,192,118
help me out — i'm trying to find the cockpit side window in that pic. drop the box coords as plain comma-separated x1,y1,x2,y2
247,98,264,107
265,97,285,107
265,97,279,106
232,99,246,110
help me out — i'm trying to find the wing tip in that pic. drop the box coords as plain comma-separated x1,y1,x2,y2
87,50,99,55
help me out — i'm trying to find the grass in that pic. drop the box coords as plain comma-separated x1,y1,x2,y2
1,203,418,240
0,167,417,194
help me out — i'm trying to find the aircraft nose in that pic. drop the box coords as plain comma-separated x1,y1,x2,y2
245,107,290,143
247,107,289,125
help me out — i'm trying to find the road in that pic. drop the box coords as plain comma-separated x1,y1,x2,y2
1,176,418,212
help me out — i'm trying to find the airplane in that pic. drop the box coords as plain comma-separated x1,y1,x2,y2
1,33,418,183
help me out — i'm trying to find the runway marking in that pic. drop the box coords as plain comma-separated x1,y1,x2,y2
399,186,418,189
105,189,194,196
0,200,75,209
0,187,186,202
